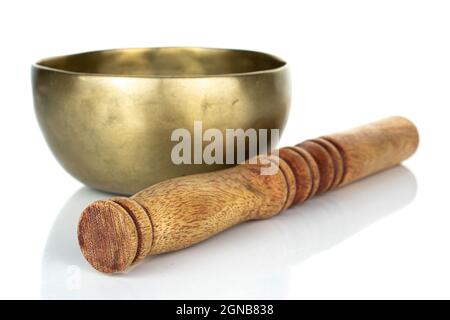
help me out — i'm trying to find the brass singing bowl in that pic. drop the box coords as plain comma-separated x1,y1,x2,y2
32,47,290,194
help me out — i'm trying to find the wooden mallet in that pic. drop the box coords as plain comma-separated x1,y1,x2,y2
77,116,419,273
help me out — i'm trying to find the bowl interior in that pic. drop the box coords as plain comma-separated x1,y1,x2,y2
36,47,286,77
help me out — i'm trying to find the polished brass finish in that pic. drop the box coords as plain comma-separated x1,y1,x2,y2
32,47,290,194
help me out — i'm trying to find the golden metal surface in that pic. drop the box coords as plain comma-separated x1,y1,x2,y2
32,47,290,194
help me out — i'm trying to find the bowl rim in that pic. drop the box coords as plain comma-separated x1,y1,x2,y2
32,47,288,79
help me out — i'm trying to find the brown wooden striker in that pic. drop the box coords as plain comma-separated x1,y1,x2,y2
78,116,419,273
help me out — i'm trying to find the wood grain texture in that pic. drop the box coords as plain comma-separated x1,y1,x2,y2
78,116,419,273
274,156,297,209
132,157,288,256
312,138,344,189
279,147,313,203
111,197,153,262
78,200,138,273
296,140,335,193
321,116,419,186
287,146,321,200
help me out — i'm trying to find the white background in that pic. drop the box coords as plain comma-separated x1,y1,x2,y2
0,0,449,299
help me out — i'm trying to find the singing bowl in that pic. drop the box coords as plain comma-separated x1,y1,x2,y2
32,47,290,195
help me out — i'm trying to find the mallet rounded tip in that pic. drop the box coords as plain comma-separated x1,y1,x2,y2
77,200,139,273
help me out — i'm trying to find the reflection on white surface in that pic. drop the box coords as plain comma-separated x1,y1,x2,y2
41,166,417,299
